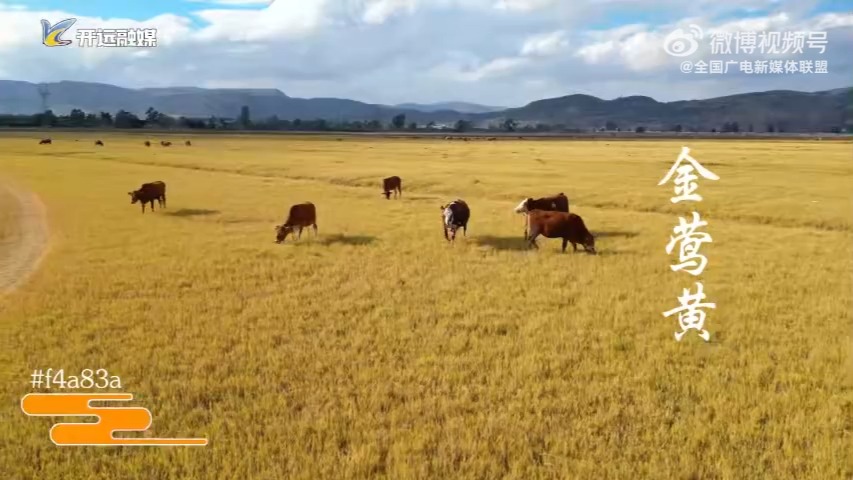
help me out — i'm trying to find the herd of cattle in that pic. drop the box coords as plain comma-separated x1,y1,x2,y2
128,176,596,254
37,137,595,253
39,138,191,147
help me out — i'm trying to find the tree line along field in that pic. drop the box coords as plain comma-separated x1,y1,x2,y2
0,133,851,479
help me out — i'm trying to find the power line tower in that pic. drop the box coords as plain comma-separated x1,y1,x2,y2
37,83,50,112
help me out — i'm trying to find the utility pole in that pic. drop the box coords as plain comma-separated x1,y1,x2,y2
38,83,50,112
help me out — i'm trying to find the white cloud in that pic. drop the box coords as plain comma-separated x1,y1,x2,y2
574,23,670,71
618,30,671,71
361,0,418,24
433,56,530,82
471,56,529,78
493,0,555,12
583,23,650,43
575,40,616,64
193,0,328,41
813,12,853,30
520,30,568,56
706,12,791,35
439,29,568,85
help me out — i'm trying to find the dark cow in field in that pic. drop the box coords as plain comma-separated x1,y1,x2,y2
144,141,151,147
161,141,172,147
514,193,570,239
382,176,402,200
95,140,104,146
526,211,596,254
275,202,318,243
441,200,470,242
129,181,167,214
39,138,52,145
185,140,192,146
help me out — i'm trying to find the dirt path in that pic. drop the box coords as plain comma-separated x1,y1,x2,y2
0,182,49,294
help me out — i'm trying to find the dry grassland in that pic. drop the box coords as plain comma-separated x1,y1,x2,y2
0,133,851,479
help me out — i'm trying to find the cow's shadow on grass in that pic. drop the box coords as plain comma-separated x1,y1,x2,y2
476,232,637,253
165,209,220,217
594,230,639,239
383,193,438,202
474,235,529,251
293,234,377,247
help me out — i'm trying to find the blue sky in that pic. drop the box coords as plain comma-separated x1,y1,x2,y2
4,0,853,105
19,0,851,25
19,0,269,21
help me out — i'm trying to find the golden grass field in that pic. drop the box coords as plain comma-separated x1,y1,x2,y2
0,186,14,243
0,132,851,479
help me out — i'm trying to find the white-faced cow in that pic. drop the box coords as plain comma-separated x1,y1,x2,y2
129,181,167,214
382,176,402,200
441,200,470,242
514,193,569,239
275,203,318,243
526,210,596,254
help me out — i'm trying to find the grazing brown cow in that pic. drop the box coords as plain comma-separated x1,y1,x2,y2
382,176,402,200
95,140,104,146
144,141,151,147
514,193,570,239
526,211,596,254
128,181,167,214
441,200,470,242
39,138,52,145
160,141,172,147
275,203,318,243
185,140,192,146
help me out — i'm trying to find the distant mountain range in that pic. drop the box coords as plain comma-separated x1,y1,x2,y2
0,80,849,132
394,102,507,114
